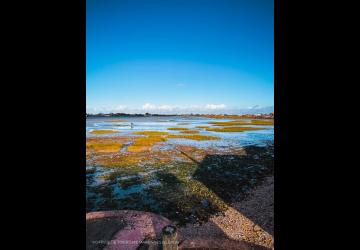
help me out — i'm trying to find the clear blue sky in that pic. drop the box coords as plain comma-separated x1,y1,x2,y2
87,0,273,114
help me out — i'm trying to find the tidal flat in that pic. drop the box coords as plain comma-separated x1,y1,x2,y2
86,116,274,226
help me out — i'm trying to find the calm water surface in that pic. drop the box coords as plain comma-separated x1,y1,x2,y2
86,116,274,147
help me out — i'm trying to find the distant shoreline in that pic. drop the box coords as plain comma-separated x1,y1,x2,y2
86,112,274,119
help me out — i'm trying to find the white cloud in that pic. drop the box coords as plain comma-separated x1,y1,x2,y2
142,103,157,110
248,105,260,109
86,103,273,115
142,103,175,111
205,104,226,110
141,103,226,112
158,105,174,111
115,105,127,111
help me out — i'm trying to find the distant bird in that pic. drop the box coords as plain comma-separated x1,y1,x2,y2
130,122,134,129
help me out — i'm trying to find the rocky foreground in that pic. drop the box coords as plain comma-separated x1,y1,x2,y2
180,175,274,248
86,176,273,250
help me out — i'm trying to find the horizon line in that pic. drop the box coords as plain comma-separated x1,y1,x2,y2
86,112,274,116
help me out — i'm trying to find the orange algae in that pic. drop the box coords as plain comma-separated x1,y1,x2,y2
127,135,168,153
86,142,122,153
95,153,147,168
86,137,129,154
167,127,189,131
133,131,169,136
195,126,209,129
250,119,274,125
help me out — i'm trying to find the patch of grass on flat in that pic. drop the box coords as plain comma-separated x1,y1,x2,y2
90,129,119,134
180,130,200,134
206,126,264,132
86,137,130,154
95,154,149,169
133,131,169,136
86,142,122,153
126,145,151,153
168,134,220,141
167,127,189,131
132,136,167,146
195,126,209,129
250,119,274,125
127,135,168,152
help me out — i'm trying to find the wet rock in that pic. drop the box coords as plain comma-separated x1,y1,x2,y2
201,199,210,207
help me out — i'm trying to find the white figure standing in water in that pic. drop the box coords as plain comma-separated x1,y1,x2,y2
130,122,134,129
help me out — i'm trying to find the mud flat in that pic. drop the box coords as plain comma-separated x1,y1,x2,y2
90,129,119,135
87,135,273,226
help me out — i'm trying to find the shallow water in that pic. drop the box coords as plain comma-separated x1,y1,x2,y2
86,116,274,147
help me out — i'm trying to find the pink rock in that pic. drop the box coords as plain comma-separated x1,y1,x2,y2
86,210,171,250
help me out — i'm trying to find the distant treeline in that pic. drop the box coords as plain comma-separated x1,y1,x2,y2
86,112,274,119
86,113,177,117
202,113,274,119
